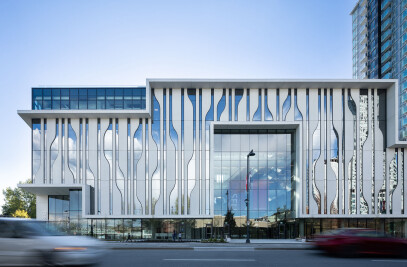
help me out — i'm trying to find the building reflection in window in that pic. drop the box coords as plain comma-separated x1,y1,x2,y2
213,129,295,220
104,119,113,215
235,89,243,121
50,119,59,184
169,89,179,215
187,89,196,214
217,89,226,121
253,89,262,121
32,119,41,183
68,119,77,183
151,91,161,215
133,119,143,215
115,119,125,214
205,89,214,214
265,89,273,121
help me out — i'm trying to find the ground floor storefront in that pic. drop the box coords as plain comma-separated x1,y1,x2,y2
47,217,407,240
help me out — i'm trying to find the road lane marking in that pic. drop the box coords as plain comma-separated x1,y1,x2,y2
164,259,256,262
194,247,254,251
372,260,407,263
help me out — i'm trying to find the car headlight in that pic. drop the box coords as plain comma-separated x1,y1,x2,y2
54,247,88,252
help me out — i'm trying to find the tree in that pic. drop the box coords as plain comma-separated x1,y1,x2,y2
12,209,29,218
224,209,236,231
2,180,36,218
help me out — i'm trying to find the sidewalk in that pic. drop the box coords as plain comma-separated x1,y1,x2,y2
105,239,314,250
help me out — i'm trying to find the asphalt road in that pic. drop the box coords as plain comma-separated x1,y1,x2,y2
98,249,407,267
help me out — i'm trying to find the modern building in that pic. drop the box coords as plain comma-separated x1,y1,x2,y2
18,79,407,239
351,0,407,139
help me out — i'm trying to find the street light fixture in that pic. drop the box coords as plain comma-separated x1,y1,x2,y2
246,149,255,244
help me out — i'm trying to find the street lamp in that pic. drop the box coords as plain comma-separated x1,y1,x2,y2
246,149,255,244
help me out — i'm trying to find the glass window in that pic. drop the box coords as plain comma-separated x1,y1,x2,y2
79,89,87,109
32,89,43,110
217,89,226,121
52,89,61,109
213,129,295,219
70,89,78,109
97,89,106,109
115,88,123,109
235,89,243,121
124,89,132,109
106,89,115,109
43,89,52,110
88,89,97,109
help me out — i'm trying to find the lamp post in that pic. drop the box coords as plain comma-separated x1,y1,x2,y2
246,149,255,244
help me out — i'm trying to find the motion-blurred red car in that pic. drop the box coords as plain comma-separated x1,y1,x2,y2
314,228,407,257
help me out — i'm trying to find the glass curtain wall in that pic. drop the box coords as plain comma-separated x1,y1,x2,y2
213,129,296,225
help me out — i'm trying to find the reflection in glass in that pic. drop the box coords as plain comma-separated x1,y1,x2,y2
127,120,131,214
199,89,202,214
253,89,261,121
169,89,179,214
104,120,113,215
115,120,125,214
163,90,167,214
145,119,149,214
324,89,327,214
97,120,101,214
85,119,95,188
32,119,41,183
151,91,161,215
247,89,250,121
44,120,47,183
312,90,322,214
330,90,339,214
377,89,386,214
265,89,273,121
79,119,83,184
282,89,291,121
217,89,226,121
62,119,65,183
181,89,185,214
341,90,345,214
294,90,303,121
133,120,143,215
389,151,398,214
359,90,369,214
50,119,59,184
235,89,243,121
205,89,214,214
276,89,280,121
32,88,146,110
68,120,77,183
228,89,232,121
187,89,196,214
306,90,309,213
371,90,375,213
213,129,295,219
348,90,357,214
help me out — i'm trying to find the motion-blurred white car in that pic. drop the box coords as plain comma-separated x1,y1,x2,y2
0,218,106,266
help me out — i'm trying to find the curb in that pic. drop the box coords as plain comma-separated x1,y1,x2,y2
109,246,313,250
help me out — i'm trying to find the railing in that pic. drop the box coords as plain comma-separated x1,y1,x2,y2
381,61,391,74
381,18,391,32
381,29,392,42
381,0,391,10
381,51,391,64
381,7,391,21
382,72,392,79
381,40,391,53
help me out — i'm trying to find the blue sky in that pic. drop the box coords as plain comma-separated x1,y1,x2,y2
0,0,357,207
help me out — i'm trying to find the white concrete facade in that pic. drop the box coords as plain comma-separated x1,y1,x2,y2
18,79,407,221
